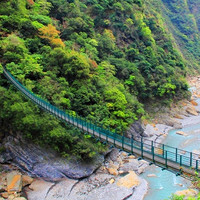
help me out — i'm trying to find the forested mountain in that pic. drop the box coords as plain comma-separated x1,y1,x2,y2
0,0,196,160
157,0,200,70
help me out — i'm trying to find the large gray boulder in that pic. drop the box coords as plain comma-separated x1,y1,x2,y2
126,120,147,139
0,136,104,180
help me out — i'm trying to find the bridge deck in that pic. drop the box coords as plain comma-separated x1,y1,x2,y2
3,67,200,176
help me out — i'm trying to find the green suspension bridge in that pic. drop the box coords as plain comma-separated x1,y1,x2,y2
3,67,200,176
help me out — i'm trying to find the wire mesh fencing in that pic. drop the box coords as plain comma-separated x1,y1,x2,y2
3,67,200,172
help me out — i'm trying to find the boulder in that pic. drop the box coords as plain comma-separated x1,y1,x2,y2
143,124,155,137
137,162,148,174
176,183,183,187
7,171,22,193
147,174,157,177
131,178,148,200
144,124,172,139
26,172,148,200
119,159,140,173
176,131,187,136
26,179,78,200
69,173,137,200
174,114,184,119
186,105,198,116
116,171,140,188
138,166,146,174
109,179,115,184
126,121,146,139
106,148,120,162
164,118,183,129
173,123,183,129
122,159,129,164
121,152,127,157
107,168,118,176
128,155,135,159
26,180,57,200
22,176,34,187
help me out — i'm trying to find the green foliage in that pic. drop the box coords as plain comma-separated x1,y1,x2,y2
168,192,200,200
0,64,3,74
168,194,184,200
0,84,105,160
0,0,193,161
158,0,200,70
167,172,200,200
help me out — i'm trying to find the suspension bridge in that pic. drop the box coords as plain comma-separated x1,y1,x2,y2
3,67,200,176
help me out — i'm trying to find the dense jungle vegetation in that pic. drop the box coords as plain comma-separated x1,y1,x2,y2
159,0,200,70
0,0,197,160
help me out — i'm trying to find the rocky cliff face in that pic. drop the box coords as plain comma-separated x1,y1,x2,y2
0,135,104,180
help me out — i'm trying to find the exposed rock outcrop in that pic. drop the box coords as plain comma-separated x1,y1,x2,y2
127,120,146,139
186,105,198,116
0,136,104,180
26,169,148,200
25,148,149,200
116,171,140,188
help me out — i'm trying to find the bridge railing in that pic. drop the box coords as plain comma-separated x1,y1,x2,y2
143,137,200,169
3,67,200,173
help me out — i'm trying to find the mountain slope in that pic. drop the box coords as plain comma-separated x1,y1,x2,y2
154,0,200,70
0,0,192,159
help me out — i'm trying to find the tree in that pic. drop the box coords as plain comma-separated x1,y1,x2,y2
39,24,65,47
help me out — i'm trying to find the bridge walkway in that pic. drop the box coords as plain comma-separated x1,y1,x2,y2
3,67,200,176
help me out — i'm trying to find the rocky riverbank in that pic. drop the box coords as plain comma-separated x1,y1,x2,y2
142,76,200,145
140,76,200,199
24,149,149,200
0,149,149,200
0,134,149,200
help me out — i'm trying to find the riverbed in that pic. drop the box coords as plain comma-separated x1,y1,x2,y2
142,86,200,200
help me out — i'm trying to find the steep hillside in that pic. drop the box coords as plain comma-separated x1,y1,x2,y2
0,0,191,159
154,0,200,70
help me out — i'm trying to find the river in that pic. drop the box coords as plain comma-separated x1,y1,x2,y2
141,87,200,200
